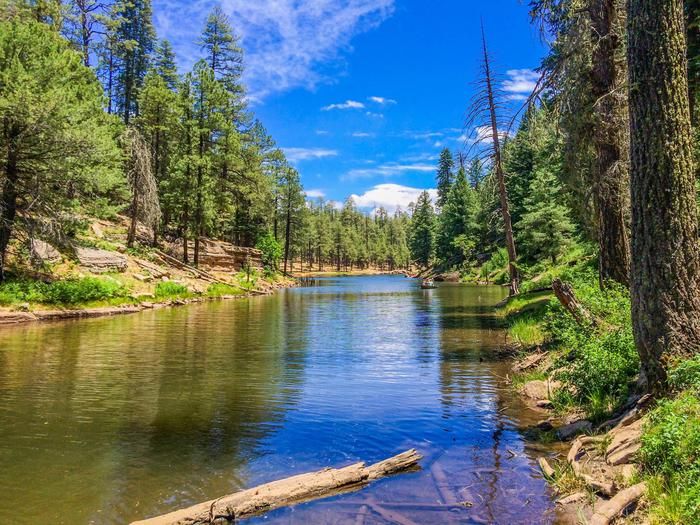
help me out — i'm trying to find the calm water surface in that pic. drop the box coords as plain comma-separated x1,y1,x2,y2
0,276,564,524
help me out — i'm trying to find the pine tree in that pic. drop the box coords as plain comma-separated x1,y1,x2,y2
200,6,244,98
153,39,178,90
516,168,575,263
436,148,455,208
628,0,700,391
437,168,479,266
0,18,121,279
112,0,156,124
409,191,436,268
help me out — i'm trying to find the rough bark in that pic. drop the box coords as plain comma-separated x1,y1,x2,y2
590,0,631,288
130,449,422,525
627,0,700,391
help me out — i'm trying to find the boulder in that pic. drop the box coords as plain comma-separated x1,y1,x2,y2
30,239,61,265
75,247,128,273
521,379,560,402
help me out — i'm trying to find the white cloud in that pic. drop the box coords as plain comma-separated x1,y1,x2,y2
503,69,539,100
155,0,395,101
351,184,437,213
454,126,511,145
352,132,374,138
322,99,366,111
305,189,326,198
344,162,435,180
368,96,397,105
408,131,444,140
315,130,330,135
366,111,384,118
283,147,338,162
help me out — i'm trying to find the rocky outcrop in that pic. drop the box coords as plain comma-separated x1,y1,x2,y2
30,239,61,266
557,419,593,441
169,238,263,273
606,418,643,466
434,272,460,282
75,247,128,273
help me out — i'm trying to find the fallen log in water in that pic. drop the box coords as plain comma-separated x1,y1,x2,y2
131,449,422,525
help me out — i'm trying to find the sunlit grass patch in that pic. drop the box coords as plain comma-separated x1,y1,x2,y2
509,316,547,347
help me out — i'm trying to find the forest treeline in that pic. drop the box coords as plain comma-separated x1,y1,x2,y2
0,0,412,279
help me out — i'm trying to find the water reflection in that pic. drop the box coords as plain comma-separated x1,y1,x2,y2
0,276,562,524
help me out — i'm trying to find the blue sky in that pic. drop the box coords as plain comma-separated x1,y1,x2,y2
153,0,546,212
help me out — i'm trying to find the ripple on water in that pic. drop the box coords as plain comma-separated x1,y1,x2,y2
0,276,563,524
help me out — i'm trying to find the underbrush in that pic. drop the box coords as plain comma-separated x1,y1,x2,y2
640,389,700,524
0,277,130,306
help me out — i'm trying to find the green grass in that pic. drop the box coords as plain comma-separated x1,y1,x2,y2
511,369,548,388
206,283,245,297
153,281,191,300
509,316,547,347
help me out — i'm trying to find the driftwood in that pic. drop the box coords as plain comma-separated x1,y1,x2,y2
131,449,422,525
552,279,596,326
589,482,647,525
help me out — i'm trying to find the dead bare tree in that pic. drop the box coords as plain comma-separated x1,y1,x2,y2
465,26,520,295
123,127,161,248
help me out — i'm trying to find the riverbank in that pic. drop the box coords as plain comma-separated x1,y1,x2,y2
0,216,296,327
497,260,700,524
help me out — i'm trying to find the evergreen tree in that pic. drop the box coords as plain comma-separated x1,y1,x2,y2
628,0,700,391
409,191,436,268
0,18,121,279
200,6,244,98
153,39,178,90
516,168,575,263
437,168,479,266
435,148,455,208
112,0,156,124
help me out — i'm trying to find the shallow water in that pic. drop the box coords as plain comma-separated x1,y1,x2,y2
0,276,563,524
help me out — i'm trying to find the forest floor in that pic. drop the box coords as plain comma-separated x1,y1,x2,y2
492,257,700,525
0,216,296,327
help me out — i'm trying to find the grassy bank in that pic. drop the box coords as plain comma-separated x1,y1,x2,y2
495,256,700,524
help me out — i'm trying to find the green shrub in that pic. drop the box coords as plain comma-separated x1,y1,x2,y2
0,277,128,306
256,233,282,272
640,392,700,524
669,355,700,393
154,281,190,299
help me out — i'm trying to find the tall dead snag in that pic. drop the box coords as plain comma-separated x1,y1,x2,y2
123,127,161,248
131,449,422,525
590,0,631,288
552,279,596,326
467,27,520,296
628,0,700,391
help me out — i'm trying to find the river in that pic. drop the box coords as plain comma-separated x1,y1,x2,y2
0,275,565,524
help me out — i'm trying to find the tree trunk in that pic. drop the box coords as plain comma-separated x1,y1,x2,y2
628,0,700,391
127,190,138,248
0,131,19,282
590,0,631,288
283,199,292,275
482,31,519,295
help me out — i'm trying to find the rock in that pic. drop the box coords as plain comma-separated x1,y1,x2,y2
606,418,643,466
15,303,30,312
434,272,460,282
558,420,593,441
537,420,555,431
141,302,154,309
536,399,554,409
133,273,152,282
30,239,61,265
75,247,128,273
521,379,560,402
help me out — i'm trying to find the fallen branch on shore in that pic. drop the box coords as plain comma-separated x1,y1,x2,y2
130,449,422,525
590,482,647,525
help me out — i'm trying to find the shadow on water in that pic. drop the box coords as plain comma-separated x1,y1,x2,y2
0,276,566,524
